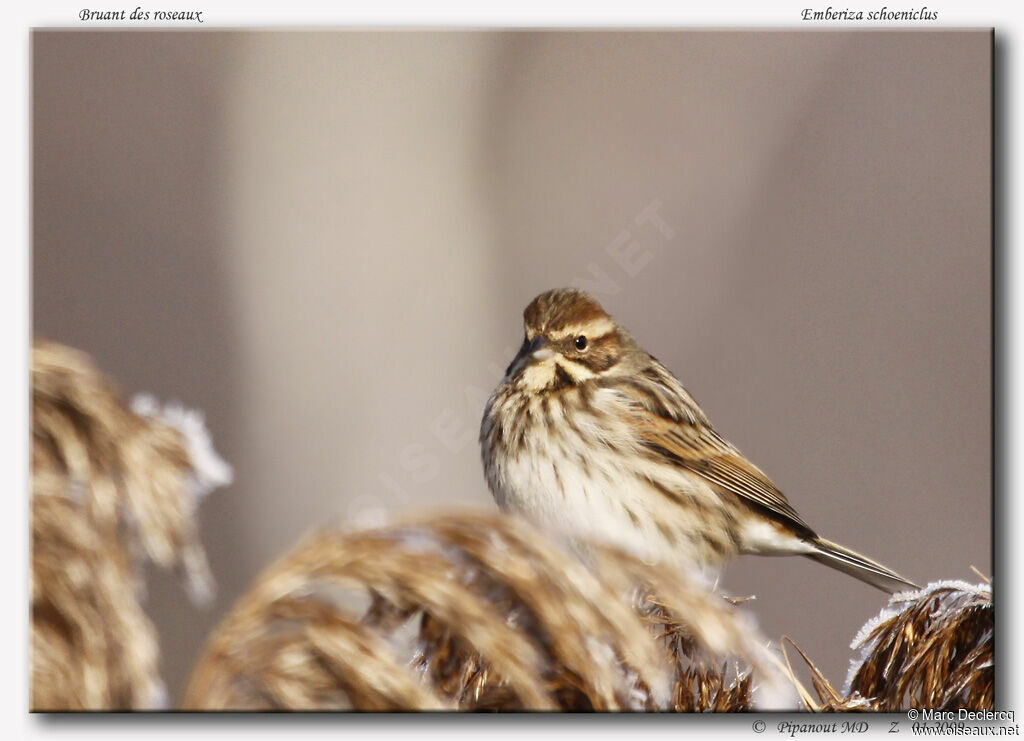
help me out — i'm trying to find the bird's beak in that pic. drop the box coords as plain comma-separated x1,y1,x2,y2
506,335,554,377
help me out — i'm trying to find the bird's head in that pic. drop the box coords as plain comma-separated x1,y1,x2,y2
505,288,634,390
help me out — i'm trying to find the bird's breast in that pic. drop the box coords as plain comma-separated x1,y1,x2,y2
480,384,739,571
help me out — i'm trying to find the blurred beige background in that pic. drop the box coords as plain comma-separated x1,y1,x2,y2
32,30,991,705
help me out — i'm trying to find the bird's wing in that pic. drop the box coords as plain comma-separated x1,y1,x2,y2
613,376,816,536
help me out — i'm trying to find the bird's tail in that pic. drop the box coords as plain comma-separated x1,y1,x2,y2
806,537,920,594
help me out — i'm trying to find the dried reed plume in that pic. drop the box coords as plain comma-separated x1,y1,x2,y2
846,581,993,710
784,580,993,712
185,511,791,711
31,340,232,710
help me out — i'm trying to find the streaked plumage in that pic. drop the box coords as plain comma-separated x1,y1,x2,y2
480,288,917,593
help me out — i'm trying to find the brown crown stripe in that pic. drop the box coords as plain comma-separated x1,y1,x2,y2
524,288,610,332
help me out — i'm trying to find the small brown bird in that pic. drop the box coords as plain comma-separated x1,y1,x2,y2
480,288,918,593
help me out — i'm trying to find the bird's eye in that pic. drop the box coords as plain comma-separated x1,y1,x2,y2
574,335,588,351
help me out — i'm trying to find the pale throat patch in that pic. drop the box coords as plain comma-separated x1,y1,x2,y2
520,360,558,390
